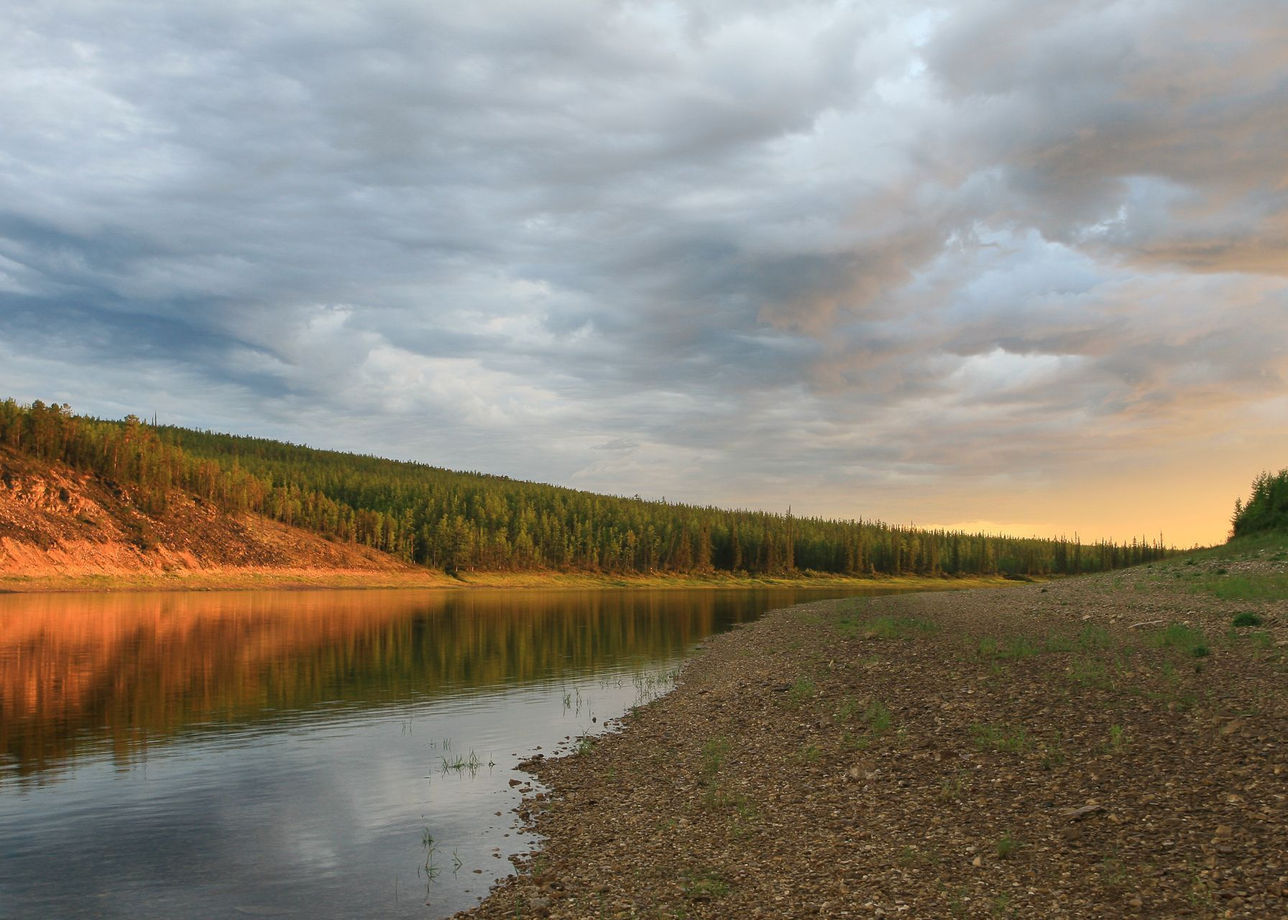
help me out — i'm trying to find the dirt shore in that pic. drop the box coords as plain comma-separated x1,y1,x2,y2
458,544,1287,919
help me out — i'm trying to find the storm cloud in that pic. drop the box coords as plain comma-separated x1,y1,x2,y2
2,0,1286,545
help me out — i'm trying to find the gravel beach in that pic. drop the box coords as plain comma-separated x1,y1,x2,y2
459,548,1288,919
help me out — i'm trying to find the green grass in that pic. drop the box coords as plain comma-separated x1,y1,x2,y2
439,750,484,774
1232,611,1264,627
683,871,730,901
1249,630,1275,651
938,772,971,802
1154,623,1210,651
1067,655,1111,687
1148,623,1210,658
1041,633,1076,653
971,723,1029,753
785,677,816,707
842,699,895,750
700,737,729,779
1181,532,1288,563
1194,572,1288,601
864,699,893,734
1040,734,1067,770
994,832,1022,859
834,696,860,723
1077,624,1114,650
699,737,736,810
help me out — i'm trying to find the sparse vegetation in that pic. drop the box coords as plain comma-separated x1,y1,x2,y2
1149,622,1210,658
785,676,816,707
682,871,730,901
970,722,1029,753
1196,572,1288,601
864,700,893,735
700,737,729,779
994,832,1022,859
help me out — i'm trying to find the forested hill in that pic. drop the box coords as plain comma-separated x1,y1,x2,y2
0,399,1172,578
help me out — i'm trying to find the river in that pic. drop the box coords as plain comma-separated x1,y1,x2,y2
0,585,907,919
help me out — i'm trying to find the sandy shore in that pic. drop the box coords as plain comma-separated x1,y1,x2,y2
458,548,1287,918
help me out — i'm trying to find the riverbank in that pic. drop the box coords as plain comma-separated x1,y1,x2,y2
0,565,1020,594
0,567,452,593
458,542,1288,919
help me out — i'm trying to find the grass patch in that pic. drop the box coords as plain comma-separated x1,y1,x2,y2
864,699,893,735
994,832,1022,859
1067,655,1111,687
1077,624,1114,650
974,634,1043,660
1249,630,1275,651
1148,623,1210,658
834,696,860,723
938,771,971,802
1040,733,1067,770
1232,611,1264,627
785,677,816,707
842,699,895,750
970,723,1029,753
1042,633,1076,653
699,737,739,810
700,737,729,779
1099,854,1129,891
1182,532,1288,564
682,871,730,902
1193,572,1288,601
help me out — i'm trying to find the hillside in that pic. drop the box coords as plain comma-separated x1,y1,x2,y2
0,446,431,590
0,399,1174,583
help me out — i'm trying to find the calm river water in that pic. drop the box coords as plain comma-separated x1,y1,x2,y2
0,586,899,919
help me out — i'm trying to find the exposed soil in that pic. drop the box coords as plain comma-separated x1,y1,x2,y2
459,549,1288,919
0,446,433,590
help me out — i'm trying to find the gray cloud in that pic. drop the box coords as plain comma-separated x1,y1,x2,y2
2,0,1286,544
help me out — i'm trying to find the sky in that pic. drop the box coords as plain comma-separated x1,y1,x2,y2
2,0,1286,548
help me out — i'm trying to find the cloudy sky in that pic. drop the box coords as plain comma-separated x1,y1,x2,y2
3,0,1286,547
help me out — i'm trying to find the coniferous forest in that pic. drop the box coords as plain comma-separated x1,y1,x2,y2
1230,469,1288,537
0,399,1174,577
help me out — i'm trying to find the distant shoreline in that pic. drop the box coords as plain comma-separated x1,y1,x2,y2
0,568,1022,595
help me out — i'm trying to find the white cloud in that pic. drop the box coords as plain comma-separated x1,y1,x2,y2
1,0,1286,545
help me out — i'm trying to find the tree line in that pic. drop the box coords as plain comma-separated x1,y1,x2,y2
1231,469,1288,537
0,398,1173,577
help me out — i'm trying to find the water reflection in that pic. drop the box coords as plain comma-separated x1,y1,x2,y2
0,588,779,782
0,585,889,918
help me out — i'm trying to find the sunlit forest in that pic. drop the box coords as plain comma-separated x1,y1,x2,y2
0,398,1173,577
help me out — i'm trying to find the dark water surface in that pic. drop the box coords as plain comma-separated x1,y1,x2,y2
0,586,900,919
